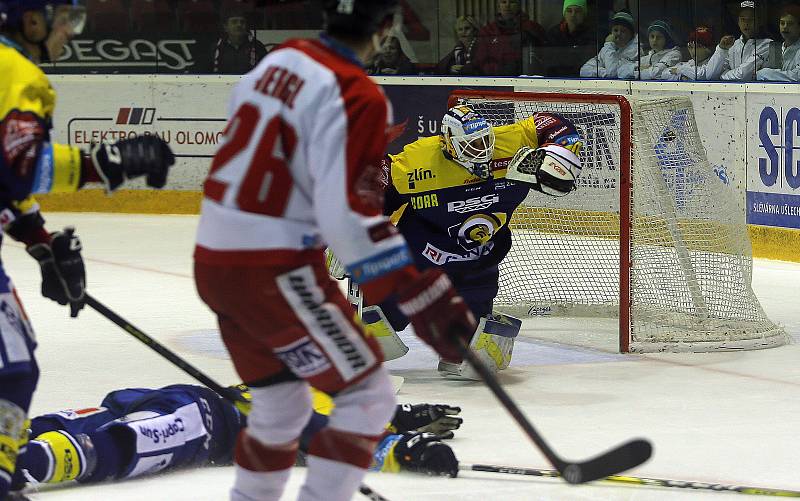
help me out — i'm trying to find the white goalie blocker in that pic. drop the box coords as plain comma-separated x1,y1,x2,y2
507,144,582,197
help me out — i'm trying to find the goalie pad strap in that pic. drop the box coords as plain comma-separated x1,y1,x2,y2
362,306,409,361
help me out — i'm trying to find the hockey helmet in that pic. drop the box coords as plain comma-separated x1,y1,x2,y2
440,105,496,179
322,0,400,38
228,384,252,416
0,0,85,34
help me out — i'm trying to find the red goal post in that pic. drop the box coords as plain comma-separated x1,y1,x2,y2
447,89,785,353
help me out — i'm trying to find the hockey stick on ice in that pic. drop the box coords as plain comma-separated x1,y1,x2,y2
455,336,652,484
460,463,800,497
85,293,392,501
85,294,240,402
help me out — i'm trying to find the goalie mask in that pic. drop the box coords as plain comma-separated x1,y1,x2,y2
440,105,496,179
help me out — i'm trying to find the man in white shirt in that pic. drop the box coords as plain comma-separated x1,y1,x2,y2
719,0,771,81
580,10,639,79
758,4,800,81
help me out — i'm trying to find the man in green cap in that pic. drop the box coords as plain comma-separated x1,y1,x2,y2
545,0,595,76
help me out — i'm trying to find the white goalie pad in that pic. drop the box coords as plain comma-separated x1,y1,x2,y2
346,277,363,318
362,305,409,361
438,313,522,380
325,247,346,280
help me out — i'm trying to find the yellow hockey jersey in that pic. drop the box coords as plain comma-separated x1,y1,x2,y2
0,35,83,205
384,114,580,276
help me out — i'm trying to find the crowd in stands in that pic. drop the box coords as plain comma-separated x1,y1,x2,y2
85,0,322,33
72,0,800,81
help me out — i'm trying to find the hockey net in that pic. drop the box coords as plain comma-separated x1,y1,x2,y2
449,90,787,353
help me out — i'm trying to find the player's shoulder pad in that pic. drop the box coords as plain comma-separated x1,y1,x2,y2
492,117,539,160
390,136,476,194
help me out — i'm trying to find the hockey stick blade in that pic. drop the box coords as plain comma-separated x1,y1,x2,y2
462,463,800,497
456,335,652,484
359,484,391,501
560,439,652,484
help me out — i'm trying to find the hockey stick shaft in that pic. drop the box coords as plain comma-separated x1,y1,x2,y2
85,293,390,501
85,294,231,397
461,463,800,497
456,336,651,484
455,337,565,470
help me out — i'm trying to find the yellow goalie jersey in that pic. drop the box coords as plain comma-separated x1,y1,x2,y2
383,112,582,275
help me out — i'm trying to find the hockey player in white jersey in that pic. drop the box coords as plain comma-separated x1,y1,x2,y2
193,1,477,500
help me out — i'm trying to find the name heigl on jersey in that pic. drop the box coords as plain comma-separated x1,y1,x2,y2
254,65,306,109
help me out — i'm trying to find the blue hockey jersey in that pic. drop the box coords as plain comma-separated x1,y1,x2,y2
28,384,242,482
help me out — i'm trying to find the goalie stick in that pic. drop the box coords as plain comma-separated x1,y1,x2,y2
85,293,391,501
461,463,800,498
456,336,652,484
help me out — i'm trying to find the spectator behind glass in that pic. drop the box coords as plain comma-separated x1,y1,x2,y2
474,0,547,76
368,36,417,75
548,0,594,45
436,16,479,75
757,4,800,81
667,26,728,80
545,0,597,77
45,4,78,61
718,0,771,81
639,20,681,80
580,10,639,78
212,11,268,74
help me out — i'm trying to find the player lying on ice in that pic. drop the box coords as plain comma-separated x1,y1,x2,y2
0,2,175,498
330,104,584,379
9,384,462,496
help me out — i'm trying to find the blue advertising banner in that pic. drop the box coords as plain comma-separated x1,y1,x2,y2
380,84,512,155
747,98,800,229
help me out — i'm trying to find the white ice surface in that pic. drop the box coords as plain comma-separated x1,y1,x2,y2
10,213,800,501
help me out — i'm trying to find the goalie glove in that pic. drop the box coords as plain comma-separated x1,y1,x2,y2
390,403,463,437
89,135,175,193
507,144,581,197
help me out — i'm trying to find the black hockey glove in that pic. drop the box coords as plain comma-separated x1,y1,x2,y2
90,135,175,192
27,227,86,318
391,404,463,438
393,432,459,477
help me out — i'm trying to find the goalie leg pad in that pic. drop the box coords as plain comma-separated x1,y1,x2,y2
361,306,409,361
438,313,521,380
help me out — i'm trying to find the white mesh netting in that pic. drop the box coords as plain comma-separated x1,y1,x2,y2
453,92,787,353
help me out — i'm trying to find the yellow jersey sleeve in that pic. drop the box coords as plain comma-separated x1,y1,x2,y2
0,41,84,196
493,116,540,159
